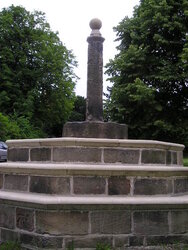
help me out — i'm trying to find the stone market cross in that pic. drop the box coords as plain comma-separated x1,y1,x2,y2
63,18,128,139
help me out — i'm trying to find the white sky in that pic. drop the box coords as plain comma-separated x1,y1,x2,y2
0,0,140,97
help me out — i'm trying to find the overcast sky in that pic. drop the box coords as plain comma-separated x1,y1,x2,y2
0,0,140,97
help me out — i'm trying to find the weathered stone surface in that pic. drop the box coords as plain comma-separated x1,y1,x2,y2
36,211,88,235
90,211,131,234
4,174,28,191
133,211,169,235
171,210,188,234
16,208,34,232
65,236,113,248
0,205,15,229
141,150,166,164
20,233,63,248
166,151,171,165
172,152,177,164
0,174,3,189
1,229,19,242
63,121,128,139
174,178,188,193
30,148,51,161
108,176,130,195
86,34,104,122
30,176,70,194
53,147,101,163
104,149,139,164
146,235,188,246
8,148,29,162
129,236,145,246
134,178,172,195
114,236,129,247
73,177,105,194
177,151,183,165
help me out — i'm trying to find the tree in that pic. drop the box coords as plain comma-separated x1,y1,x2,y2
0,5,77,137
68,95,86,122
105,0,188,148
0,112,44,141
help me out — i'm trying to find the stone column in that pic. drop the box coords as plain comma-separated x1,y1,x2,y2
63,18,128,139
86,18,105,121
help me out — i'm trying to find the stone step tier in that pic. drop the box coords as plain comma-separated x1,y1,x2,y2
0,137,187,250
0,163,188,196
0,188,187,249
7,137,184,166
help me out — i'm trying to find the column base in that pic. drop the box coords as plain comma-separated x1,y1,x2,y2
63,121,128,139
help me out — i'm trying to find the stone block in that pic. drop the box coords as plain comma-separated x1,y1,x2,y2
104,149,139,164
36,211,88,235
134,178,172,195
129,236,144,246
73,177,105,194
174,178,188,193
133,211,169,235
16,208,34,232
1,229,19,242
166,151,171,165
63,121,128,139
177,151,183,165
171,210,188,234
114,236,129,247
146,235,188,246
8,148,29,162
30,176,70,194
90,211,131,234
0,205,15,229
4,174,28,191
53,147,101,163
65,236,113,248
20,233,63,248
141,150,165,164
30,148,51,161
172,152,177,164
0,174,3,189
108,176,130,195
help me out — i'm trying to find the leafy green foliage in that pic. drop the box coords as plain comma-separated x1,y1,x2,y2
96,243,111,250
0,112,20,141
0,241,21,250
0,112,45,141
105,0,188,149
68,95,86,121
0,5,77,139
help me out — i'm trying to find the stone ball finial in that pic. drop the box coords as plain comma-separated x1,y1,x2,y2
89,18,102,30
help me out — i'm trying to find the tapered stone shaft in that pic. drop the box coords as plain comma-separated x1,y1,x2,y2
63,18,128,139
86,18,105,121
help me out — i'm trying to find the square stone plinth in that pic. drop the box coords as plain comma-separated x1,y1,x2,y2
63,121,128,139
